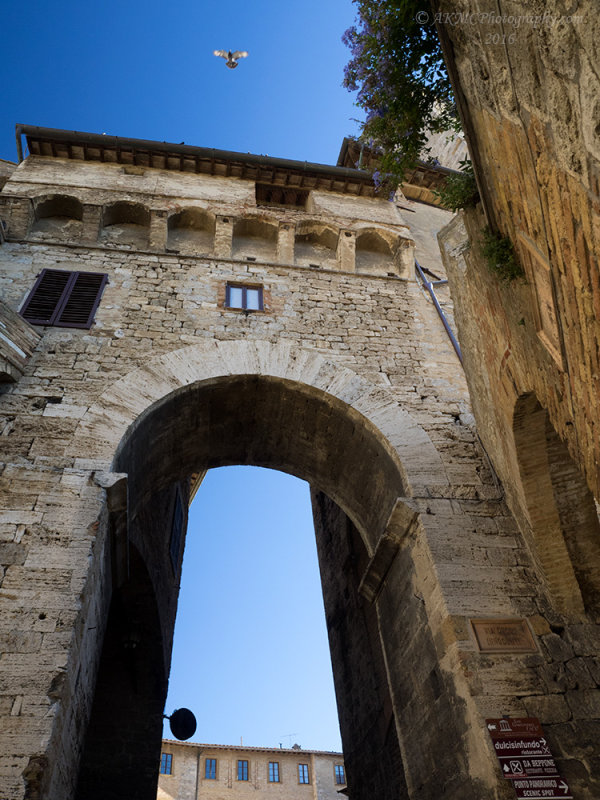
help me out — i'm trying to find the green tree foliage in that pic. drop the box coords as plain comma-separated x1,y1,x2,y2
435,158,480,211
481,228,523,282
343,0,458,186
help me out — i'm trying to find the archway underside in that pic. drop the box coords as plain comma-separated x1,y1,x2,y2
76,373,412,800
72,365,497,800
115,374,408,554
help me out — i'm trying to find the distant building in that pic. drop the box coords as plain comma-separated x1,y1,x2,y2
157,741,346,800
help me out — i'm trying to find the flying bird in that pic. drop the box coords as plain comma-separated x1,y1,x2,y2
213,49,248,69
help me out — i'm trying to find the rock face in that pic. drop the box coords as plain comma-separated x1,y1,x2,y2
0,126,595,800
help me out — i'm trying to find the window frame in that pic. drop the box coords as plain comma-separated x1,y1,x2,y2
225,282,264,312
268,761,280,783
205,757,217,780
160,753,173,775
237,759,249,781
334,764,345,785
20,268,108,329
298,764,310,784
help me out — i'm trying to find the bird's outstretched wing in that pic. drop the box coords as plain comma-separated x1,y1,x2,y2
231,51,248,59
213,50,228,58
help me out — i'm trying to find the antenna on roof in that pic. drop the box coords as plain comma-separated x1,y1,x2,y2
280,733,298,748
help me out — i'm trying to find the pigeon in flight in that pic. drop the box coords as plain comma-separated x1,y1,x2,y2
213,49,248,69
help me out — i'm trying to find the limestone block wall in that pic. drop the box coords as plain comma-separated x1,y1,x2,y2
432,7,600,788
433,0,600,500
439,211,600,792
0,149,593,798
0,157,414,278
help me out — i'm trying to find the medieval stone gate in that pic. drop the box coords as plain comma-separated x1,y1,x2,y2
0,127,597,800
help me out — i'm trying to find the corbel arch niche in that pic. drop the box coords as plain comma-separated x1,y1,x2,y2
73,340,461,800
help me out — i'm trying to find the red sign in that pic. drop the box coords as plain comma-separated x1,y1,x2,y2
512,776,573,799
487,718,552,761
498,756,559,780
486,719,571,799
487,718,544,738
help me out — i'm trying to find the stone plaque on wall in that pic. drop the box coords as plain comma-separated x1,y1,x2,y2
471,618,537,653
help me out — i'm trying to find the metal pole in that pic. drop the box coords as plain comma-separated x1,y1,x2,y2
415,258,463,363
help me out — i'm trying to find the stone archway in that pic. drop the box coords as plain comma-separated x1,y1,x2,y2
73,339,447,507
63,341,495,800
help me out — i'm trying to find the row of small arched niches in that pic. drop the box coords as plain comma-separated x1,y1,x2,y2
27,194,412,276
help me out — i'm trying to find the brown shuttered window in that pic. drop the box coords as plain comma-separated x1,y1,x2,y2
20,269,108,329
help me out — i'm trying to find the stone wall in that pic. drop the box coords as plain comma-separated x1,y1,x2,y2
433,0,600,793
434,0,600,500
0,142,594,798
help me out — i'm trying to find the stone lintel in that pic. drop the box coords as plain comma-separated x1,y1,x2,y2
359,498,419,603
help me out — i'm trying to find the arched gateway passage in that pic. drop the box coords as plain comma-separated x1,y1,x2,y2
70,341,481,800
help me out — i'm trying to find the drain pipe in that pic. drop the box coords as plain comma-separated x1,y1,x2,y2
415,258,463,363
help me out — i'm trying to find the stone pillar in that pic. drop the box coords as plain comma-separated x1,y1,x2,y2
338,229,355,272
82,204,102,244
396,238,415,280
277,222,294,264
149,209,168,251
5,197,32,240
214,215,233,258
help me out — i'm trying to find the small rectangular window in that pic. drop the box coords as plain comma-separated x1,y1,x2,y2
225,283,263,311
238,760,249,781
205,758,217,779
334,765,345,784
298,764,309,784
160,753,173,775
268,762,280,783
20,269,108,329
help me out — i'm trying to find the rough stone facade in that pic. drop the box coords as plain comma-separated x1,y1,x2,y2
433,0,600,793
156,741,345,800
0,125,596,800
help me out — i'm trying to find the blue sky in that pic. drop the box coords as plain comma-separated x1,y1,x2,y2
165,467,342,751
1,0,363,753
1,0,360,165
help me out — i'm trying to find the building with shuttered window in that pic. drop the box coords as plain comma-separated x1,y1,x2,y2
157,741,346,800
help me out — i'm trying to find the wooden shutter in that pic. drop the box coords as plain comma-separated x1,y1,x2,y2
55,272,108,328
21,269,107,329
20,269,72,325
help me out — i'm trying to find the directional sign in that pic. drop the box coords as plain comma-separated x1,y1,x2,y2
486,719,572,799
498,756,559,780
512,776,573,799
487,718,544,738
491,735,552,759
